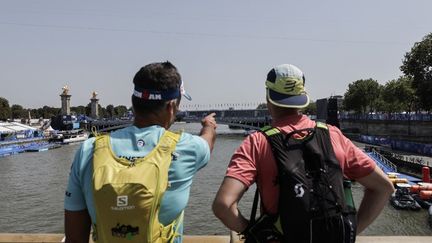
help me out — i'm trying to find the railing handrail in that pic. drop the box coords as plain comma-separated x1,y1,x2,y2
371,149,397,172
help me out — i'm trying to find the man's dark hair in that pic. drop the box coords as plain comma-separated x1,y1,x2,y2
132,61,181,115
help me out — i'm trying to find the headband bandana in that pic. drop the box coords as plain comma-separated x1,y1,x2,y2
133,87,179,100
132,80,192,101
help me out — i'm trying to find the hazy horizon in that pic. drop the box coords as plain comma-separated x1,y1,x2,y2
1,0,431,110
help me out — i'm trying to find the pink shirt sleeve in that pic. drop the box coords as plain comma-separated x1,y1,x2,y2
226,133,261,187
329,126,376,179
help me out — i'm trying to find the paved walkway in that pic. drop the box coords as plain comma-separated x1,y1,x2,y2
1,234,432,243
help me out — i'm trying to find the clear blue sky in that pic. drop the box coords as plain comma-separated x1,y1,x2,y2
1,0,431,110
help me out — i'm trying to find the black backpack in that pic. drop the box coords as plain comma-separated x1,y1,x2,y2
244,122,356,243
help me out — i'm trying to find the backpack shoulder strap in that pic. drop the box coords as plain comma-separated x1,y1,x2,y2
260,126,281,137
159,130,181,149
93,134,111,169
313,121,334,156
315,121,328,130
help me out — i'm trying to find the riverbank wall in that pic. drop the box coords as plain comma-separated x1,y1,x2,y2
340,119,432,143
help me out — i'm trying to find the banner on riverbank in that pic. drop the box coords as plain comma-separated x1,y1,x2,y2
359,135,432,157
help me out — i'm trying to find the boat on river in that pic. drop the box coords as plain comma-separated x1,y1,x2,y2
51,129,89,145
390,184,421,210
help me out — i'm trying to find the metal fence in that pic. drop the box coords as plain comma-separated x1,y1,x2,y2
340,113,432,121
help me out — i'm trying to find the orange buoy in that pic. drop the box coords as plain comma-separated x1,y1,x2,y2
411,184,420,193
420,184,432,191
419,190,432,200
410,184,432,193
389,178,408,184
423,167,431,183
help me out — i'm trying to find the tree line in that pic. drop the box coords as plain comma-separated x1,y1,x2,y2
343,33,431,114
0,99,130,121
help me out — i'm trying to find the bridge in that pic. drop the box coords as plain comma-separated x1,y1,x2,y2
86,109,272,133
181,109,271,130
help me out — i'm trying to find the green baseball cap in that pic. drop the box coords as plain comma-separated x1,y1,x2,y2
265,64,310,108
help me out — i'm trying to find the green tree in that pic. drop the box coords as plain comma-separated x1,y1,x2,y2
71,106,87,115
98,104,106,118
381,76,416,113
11,104,25,119
28,108,39,119
0,97,11,121
85,103,91,116
106,104,114,118
343,79,382,114
401,32,432,110
114,105,128,117
40,106,60,119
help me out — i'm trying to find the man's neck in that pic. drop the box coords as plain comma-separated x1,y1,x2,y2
133,114,169,129
271,108,301,120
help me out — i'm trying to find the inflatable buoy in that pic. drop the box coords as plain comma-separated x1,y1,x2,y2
390,178,408,184
387,172,399,178
411,185,420,193
419,190,432,201
423,167,431,183
418,182,432,187
411,184,432,194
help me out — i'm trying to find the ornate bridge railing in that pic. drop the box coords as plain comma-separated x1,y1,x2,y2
182,109,271,130
84,109,272,133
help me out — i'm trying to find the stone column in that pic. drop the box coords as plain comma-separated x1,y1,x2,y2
60,85,71,115
91,98,99,119
60,94,71,115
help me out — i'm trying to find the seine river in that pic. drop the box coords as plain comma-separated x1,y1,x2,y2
0,123,431,236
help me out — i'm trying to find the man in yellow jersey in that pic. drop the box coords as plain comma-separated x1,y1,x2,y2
64,61,217,243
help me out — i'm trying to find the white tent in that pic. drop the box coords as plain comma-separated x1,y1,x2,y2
0,122,36,134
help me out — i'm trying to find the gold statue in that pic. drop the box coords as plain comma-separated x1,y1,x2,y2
92,91,98,99
62,85,69,95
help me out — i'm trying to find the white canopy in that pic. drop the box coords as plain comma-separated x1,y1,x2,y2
0,122,36,134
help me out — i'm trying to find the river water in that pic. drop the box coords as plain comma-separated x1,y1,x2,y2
0,123,431,236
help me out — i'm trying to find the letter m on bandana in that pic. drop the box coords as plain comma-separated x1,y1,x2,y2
149,94,162,100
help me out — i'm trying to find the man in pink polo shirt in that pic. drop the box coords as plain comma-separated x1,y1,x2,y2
212,64,394,242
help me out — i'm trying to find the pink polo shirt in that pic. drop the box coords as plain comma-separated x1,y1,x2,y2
226,114,376,214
